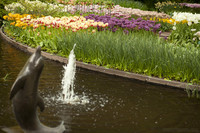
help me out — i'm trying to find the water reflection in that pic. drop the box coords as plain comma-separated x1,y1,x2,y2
0,36,200,133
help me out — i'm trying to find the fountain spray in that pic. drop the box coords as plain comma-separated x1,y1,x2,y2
61,44,89,104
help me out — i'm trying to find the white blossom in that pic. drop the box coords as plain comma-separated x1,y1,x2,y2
191,29,196,32
172,26,176,30
172,12,200,25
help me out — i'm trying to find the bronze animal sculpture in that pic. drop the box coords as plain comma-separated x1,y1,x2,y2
10,46,65,133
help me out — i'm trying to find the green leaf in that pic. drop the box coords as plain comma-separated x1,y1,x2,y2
39,42,44,47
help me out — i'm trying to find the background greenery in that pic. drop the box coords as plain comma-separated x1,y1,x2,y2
0,0,17,26
136,0,200,10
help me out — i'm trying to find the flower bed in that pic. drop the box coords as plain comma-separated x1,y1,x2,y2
172,12,200,25
169,12,200,47
111,5,170,18
3,0,200,85
5,0,170,18
3,13,108,32
85,14,161,33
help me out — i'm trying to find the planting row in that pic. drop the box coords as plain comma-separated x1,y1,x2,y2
3,13,162,34
5,0,170,18
155,1,200,14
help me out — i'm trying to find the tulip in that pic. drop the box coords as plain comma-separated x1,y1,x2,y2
191,29,196,32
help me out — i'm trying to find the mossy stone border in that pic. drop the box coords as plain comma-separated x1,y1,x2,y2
0,27,199,91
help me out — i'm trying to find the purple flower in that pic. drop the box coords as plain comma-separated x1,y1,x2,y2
123,29,129,34
131,18,135,21
138,26,142,30
136,18,143,21
112,28,118,32
148,24,154,28
144,26,150,31
159,31,162,35
154,24,161,29
130,24,136,29
121,24,126,28
84,14,160,33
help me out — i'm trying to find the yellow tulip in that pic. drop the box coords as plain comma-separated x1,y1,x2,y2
3,15,8,20
10,22,15,25
15,23,20,27
8,13,13,17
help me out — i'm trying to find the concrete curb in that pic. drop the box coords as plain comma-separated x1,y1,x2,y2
1,27,199,91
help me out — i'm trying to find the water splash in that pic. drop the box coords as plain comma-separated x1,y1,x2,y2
61,44,89,104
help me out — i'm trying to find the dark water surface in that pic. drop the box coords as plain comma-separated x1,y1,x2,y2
0,36,200,133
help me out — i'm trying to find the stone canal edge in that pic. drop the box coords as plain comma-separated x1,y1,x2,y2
1,27,199,91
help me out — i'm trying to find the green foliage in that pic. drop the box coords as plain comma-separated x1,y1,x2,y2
185,88,200,98
111,0,148,10
155,1,200,15
159,21,173,32
169,23,200,48
39,0,56,3
155,1,182,15
181,7,200,14
2,73,11,81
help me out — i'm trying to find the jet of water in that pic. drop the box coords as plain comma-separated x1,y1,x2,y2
61,44,76,101
61,44,89,104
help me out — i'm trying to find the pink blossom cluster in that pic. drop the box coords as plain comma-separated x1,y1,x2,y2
111,5,170,19
62,4,110,14
61,5,170,19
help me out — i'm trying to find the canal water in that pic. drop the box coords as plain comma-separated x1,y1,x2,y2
0,35,200,133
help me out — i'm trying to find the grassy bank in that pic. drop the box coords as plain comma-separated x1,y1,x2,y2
4,24,200,84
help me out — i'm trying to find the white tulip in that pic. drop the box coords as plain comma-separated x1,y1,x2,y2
173,26,176,30
191,29,196,32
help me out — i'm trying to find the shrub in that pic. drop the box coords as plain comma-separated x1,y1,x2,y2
155,1,182,15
